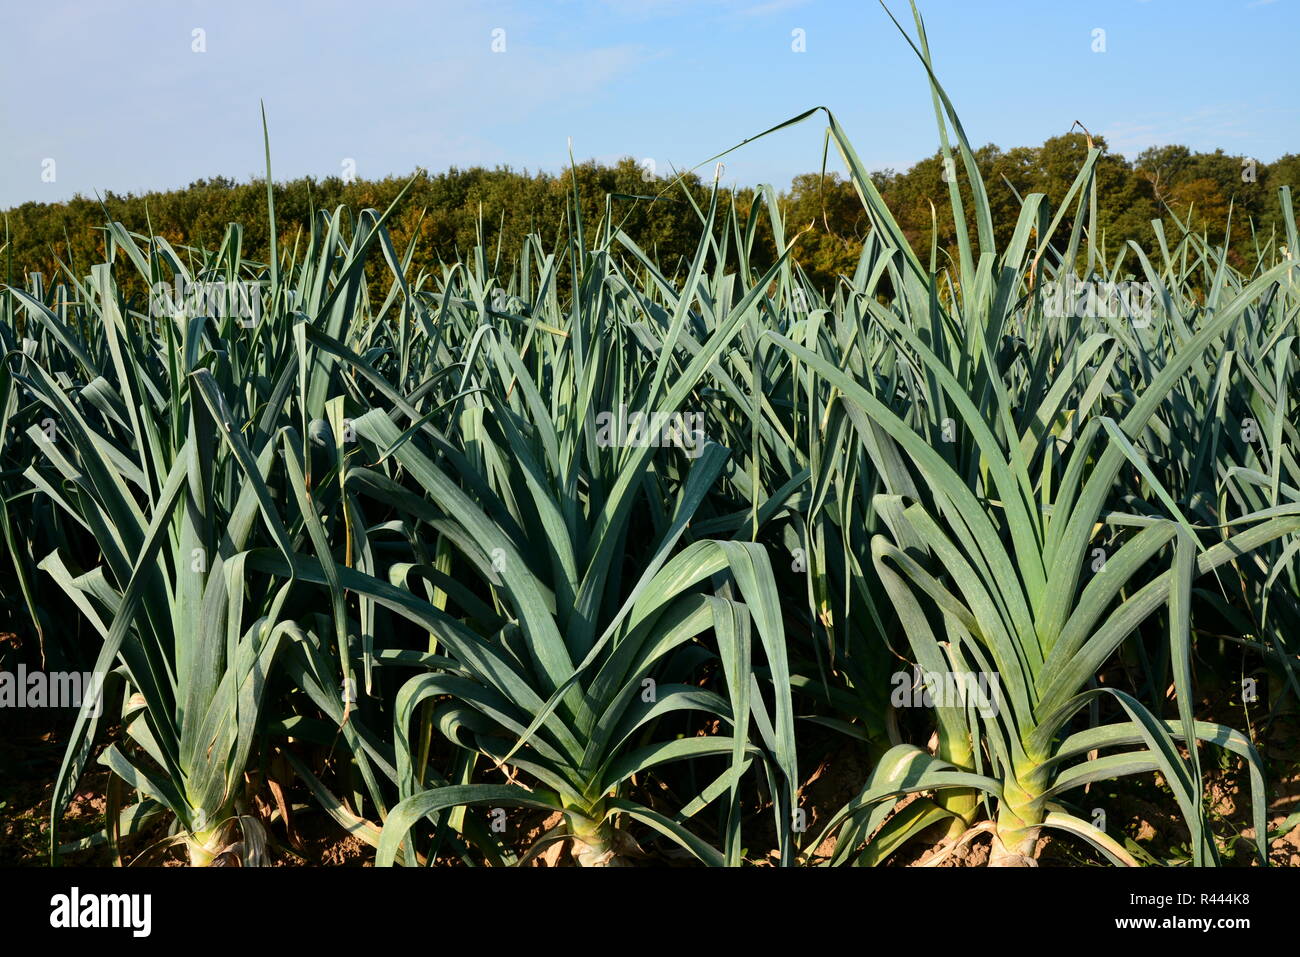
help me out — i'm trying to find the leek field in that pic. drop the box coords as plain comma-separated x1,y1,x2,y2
2,16,1299,869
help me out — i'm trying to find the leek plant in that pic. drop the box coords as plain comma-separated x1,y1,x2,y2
341,192,803,866
10,224,304,864
769,3,1300,866
1,2,1296,869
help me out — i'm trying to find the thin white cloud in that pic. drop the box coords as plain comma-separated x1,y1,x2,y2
740,0,812,16
594,0,807,18
1101,105,1259,157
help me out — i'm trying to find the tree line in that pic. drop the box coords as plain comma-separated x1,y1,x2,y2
4,133,1297,296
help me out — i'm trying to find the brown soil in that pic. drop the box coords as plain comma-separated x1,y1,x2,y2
3,671,1297,867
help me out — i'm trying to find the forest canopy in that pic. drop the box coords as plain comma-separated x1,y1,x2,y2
5,132,1297,295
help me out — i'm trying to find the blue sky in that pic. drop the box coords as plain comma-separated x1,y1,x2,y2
1,0,1295,209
